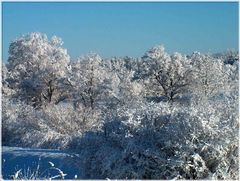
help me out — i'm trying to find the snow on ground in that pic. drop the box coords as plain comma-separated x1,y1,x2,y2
1,146,82,179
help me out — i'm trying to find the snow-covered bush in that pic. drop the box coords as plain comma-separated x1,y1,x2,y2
3,101,55,148
2,100,98,149
68,97,238,179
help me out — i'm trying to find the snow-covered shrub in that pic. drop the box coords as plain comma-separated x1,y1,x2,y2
2,100,100,149
69,97,238,179
2,99,40,146
43,103,103,135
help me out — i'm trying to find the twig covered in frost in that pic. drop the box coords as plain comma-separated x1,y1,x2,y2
10,161,68,180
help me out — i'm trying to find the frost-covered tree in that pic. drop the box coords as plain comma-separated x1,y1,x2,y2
2,63,15,99
220,49,239,65
142,45,192,101
223,56,239,88
190,52,226,102
105,57,143,106
69,53,111,110
7,32,70,107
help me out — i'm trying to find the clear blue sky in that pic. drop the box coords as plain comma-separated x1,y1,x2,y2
2,2,239,61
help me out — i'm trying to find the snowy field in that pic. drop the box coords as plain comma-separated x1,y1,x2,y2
2,146,82,179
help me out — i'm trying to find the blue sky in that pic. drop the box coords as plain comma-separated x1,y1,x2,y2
2,2,238,61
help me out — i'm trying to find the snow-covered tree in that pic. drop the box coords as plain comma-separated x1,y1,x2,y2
142,45,192,101
224,58,239,94
7,32,70,107
190,52,226,102
69,53,111,110
221,49,239,65
2,63,15,99
105,57,143,106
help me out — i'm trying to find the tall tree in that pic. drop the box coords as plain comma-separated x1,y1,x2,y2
69,53,111,110
7,32,70,107
142,45,192,101
190,52,226,101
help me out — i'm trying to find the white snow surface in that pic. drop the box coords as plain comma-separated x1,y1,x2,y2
1,146,82,179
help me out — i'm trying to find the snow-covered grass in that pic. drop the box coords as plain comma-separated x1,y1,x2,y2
2,146,82,180
9,162,67,180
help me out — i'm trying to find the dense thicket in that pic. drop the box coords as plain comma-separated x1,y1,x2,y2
2,32,239,179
